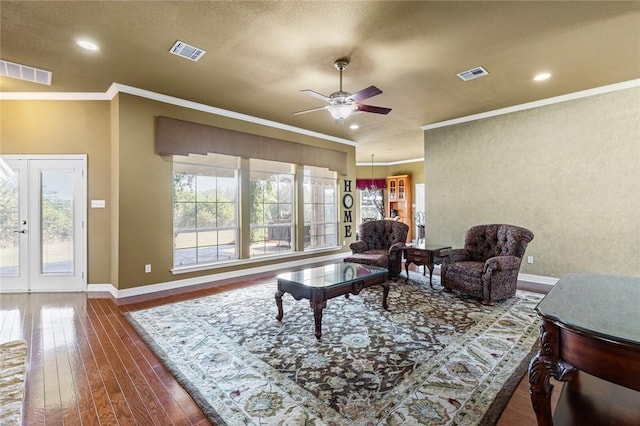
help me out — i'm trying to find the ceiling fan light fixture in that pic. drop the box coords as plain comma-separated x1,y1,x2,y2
327,104,356,121
293,58,391,121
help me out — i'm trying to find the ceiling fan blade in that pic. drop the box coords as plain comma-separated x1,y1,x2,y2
300,89,331,102
293,105,328,115
350,85,383,102
356,104,392,115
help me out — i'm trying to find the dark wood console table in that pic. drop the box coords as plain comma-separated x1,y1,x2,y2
528,273,640,425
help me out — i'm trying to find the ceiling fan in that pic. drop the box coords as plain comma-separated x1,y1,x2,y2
293,58,391,123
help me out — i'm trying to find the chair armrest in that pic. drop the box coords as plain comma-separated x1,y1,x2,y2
484,256,521,274
349,240,368,253
440,248,469,264
388,242,406,254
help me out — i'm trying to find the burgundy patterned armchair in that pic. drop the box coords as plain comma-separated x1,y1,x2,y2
344,220,409,280
440,224,534,305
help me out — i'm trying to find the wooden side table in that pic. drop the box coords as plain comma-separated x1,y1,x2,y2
403,243,451,287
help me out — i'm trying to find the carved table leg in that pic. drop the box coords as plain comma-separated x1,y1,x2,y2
310,289,326,340
381,281,390,310
426,264,435,288
275,290,284,321
427,253,438,287
312,299,324,340
528,320,577,426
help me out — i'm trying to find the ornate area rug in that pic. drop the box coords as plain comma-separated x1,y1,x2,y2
126,273,543,425
0,339,28,426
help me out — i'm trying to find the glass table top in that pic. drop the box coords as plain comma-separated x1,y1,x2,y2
536,273,640,345
277,262,388,288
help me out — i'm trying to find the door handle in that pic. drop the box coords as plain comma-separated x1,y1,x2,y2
14,230,27,234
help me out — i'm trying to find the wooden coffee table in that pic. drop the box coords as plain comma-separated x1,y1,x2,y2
275,262,388,340
403,243,451,287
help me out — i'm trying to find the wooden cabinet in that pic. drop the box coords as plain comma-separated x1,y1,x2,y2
386,175,412,241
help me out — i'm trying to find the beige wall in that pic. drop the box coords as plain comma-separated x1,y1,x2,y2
1,95,355,290
114,94,355,289
0,100,112,284
355,161,424,184
110,95,120,288
424,87,640,278
388,161,424,183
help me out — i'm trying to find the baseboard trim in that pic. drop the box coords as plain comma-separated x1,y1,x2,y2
86,283,118,298
87,257,560,299
517,273,559,286
87,253,346,299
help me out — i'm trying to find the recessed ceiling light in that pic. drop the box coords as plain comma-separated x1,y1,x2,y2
534,72,551,81
76,40,99,51
350,124,359,130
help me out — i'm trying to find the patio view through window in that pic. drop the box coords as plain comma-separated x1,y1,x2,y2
173,155,239,267
303,166,338,250
173,154,339,269
250,159,295,257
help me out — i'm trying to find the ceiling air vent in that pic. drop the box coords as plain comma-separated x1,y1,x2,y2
457,66,489,81
169,41,206,62
0,60,52,85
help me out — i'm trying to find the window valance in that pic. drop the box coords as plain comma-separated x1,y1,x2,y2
356,179,387,190
156,116,348,175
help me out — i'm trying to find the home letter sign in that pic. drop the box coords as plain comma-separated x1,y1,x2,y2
343,180,353,242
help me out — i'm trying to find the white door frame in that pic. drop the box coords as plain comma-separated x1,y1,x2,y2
0,154,87,292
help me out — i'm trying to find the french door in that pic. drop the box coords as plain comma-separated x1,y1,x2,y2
0,156,86,292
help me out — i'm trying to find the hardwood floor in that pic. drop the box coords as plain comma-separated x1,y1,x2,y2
1,268,553,425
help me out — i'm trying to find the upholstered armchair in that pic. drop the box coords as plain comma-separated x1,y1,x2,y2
344,220,409,280
440,224,534,305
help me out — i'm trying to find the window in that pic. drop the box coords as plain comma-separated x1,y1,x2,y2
303,166,338,249
250,159,295,256
172,154,341,270
173,154,239,267
360,189,384,222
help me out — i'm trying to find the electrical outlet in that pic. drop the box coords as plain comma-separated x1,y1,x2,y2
145,264,151,273
527,256,534,264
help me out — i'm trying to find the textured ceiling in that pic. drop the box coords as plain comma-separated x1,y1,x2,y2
1,1,639,163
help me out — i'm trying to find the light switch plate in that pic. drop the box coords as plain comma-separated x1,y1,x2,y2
91,200,106,208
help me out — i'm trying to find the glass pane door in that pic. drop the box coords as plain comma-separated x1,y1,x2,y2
0,156,86,292
0,159,28,291
41,170,75,274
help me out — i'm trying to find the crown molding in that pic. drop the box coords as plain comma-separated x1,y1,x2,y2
0,82,358,147
356,157,424,167
110,83,357,146
421,78,640,130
